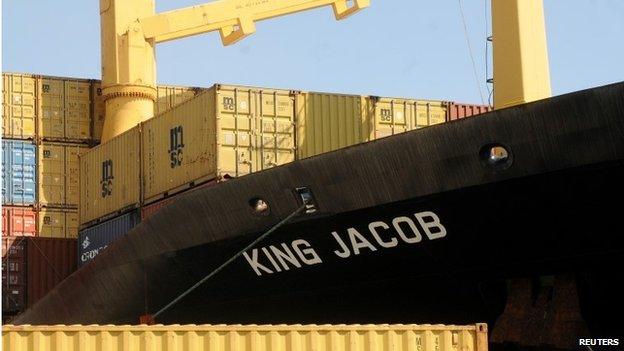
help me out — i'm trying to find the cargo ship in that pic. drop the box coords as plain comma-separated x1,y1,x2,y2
15,81,624,341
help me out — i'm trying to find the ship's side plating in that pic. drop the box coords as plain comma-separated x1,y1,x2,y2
15,83,624,339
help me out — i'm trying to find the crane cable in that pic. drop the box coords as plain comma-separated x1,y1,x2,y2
149,203,308,321
458,0,486,105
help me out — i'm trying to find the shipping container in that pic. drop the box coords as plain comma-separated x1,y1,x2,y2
78,210,140,266
92,82,204,141
156,84,202,115
369,97,447,139
37,209,78,238
38,76,92,142
37,142,88,207
2,73,37,139
446,102,492,121
295,92,449,158
2,140,37,205
2,237,27,313
142,84,295,204
79,127,141,225
25,237,77,307
91,81,105,142
295,92,368,159
2,207,37,237
2,237,77,318
2,323,488,351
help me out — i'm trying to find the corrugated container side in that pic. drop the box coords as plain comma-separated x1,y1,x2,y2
155,85,202,115
446,102,492,121
2,324,488,351
80,127,141,225
2,208,8,236
2,140,37,205
37,209,78,238
78,210,141,266
37,142,65,206
25,237,77,307
142,85,295,204
2,73,37,139
295,92,368,159
2,207,37,237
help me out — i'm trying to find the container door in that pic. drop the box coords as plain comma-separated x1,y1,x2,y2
10,142,36,205
2,142,10,203
218,88,254,177
372,99,413,139
38,210,67,238
38,143,65,206
415,101,447,128
39,78,65,140
255,91,295,171
91,82,105,141
3,74,36,139
10,208,36,236
65,81,91,141
66,145,88,206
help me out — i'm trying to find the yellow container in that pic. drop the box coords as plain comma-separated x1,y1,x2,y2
39,77,65,139
38,143,66,206
91,81,105,142
93,82,203,141
368,97,447,140
2,73,37,139
2,323,488,351
155,84,202,115
38,77,92,141
64,79,91,141
295,92,369,159
66,144,89,207
37,208,78,238
80,126,141,225
38,142,89,207
142,84,295,204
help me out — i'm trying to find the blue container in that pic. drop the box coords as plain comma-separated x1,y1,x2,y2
2,140,37,205
78,210,141,267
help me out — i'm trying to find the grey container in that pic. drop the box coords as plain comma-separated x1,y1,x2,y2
78,210,141,266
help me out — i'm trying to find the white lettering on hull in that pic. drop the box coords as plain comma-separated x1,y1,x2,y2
244,210,447,276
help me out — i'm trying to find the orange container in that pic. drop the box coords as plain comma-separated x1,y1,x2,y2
446,102,491,121
2,207,37,237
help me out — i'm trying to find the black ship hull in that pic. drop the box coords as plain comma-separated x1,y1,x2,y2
15,83,624,343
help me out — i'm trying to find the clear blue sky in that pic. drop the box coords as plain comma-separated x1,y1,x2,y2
3,1,623,104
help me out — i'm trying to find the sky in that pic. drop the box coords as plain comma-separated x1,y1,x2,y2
2,0,623,104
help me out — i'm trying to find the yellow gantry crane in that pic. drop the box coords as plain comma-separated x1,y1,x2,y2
100,0,551,142
99,0,369,142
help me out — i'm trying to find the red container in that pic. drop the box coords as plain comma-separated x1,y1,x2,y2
2,237,27,313
25,237,78,306
1,237,77,317
446,102,492,122
2,206,37,237
141,180,222,220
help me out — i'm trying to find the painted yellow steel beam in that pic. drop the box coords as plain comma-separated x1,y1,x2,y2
100,0,368,142
141,0,370,45
492,0,552,109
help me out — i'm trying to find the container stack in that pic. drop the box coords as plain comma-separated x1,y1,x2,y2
77,85,490,266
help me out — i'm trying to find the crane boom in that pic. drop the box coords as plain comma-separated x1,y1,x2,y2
142,0,369,44
99,0,368,142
